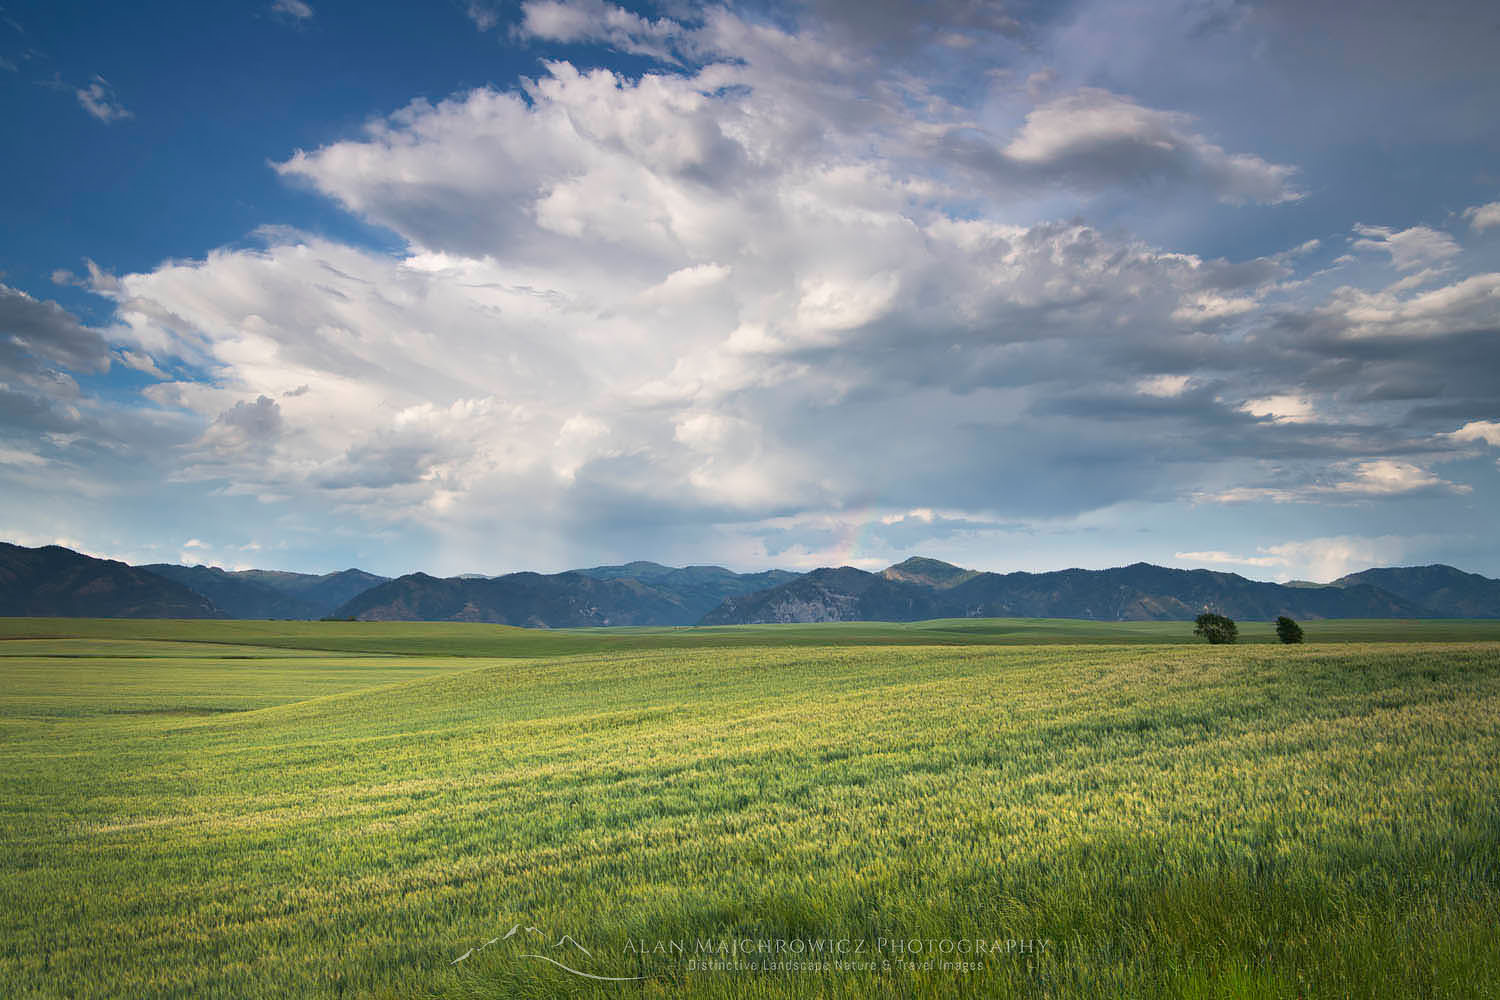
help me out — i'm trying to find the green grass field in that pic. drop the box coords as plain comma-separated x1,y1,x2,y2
2,618,1498,998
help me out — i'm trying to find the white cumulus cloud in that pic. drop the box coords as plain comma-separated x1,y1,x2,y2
1350,223,1460,271
1463,201,1500,232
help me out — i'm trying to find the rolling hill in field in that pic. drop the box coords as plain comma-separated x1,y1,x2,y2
700,557,1438,624
0,543,218,618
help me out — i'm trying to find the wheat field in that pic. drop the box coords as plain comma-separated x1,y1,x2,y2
2,619,1498,998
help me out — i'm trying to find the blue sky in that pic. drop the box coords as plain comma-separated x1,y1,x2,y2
2,0,1499,580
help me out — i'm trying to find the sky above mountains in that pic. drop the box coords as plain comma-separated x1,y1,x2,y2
2,0,1498,580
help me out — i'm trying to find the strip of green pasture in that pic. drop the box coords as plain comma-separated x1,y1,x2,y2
4,615,1499,658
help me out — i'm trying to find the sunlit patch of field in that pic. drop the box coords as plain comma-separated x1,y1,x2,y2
1,621,1497,998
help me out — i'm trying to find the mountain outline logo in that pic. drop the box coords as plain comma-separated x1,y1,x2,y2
452,923,644,982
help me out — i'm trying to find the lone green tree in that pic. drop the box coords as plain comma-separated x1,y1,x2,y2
1275,616,1304,644
1194,612,1238,644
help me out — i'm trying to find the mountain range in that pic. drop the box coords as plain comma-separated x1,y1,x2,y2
337,563,800,626
3,542,1499,624
140,564,390,620
1330,565,1500,618
700,558,1431,624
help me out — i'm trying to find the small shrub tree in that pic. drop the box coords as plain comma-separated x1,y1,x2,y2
1275,616,1304,644
1194,612,1238,644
